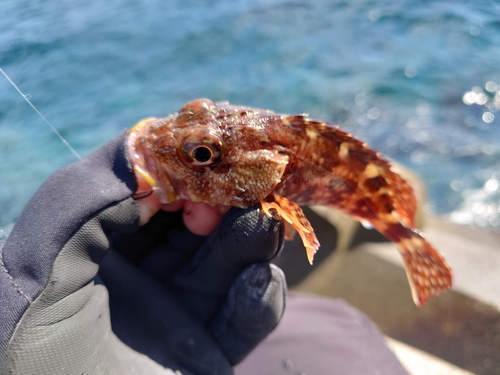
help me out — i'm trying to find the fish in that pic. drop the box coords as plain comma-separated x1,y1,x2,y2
127,98,452,306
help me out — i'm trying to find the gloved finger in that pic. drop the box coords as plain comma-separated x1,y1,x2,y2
167,206,285,323
111,210,207,276
98,250,233,375
209,262,287,365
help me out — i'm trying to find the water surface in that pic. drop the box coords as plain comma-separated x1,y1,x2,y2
1,0,500,230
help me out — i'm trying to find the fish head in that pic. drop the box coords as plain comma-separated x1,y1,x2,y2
131,99,289,206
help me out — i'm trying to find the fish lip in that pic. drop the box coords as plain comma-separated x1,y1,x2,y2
127,121,179,204
160,167,186,201
153,165,180,203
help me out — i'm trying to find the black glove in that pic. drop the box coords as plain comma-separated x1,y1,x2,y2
0,133,286,375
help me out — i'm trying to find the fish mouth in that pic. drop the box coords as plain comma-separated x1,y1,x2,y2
157,166,183,203
127,121,179,203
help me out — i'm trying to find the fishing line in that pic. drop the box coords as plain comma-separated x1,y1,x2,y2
0,67,81,160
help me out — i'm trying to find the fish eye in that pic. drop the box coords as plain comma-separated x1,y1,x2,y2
181,132,222,167
191,146,213,163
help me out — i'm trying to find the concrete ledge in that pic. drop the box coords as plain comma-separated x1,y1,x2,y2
273,206,500,375
386,338,475,375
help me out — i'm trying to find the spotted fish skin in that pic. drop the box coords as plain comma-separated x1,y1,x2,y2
128,98,452,306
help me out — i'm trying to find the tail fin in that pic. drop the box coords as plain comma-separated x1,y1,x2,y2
395,228,452,306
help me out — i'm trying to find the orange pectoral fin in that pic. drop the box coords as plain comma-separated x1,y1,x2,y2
260,193,320,264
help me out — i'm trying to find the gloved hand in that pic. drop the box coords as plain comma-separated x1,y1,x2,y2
0,133,286,375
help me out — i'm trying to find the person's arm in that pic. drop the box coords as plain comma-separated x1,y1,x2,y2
0,132,286,375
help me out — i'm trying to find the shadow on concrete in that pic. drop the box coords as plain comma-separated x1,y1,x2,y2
272,207,339,286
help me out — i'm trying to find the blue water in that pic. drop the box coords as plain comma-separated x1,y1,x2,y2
1,0,500,230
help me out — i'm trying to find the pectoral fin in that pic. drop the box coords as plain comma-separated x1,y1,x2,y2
261,193,320,264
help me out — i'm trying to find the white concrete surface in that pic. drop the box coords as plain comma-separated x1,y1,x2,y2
386,338,476,375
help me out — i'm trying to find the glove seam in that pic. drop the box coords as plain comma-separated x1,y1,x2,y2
0,242,33,303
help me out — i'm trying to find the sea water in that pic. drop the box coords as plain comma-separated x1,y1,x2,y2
1,0,500,230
